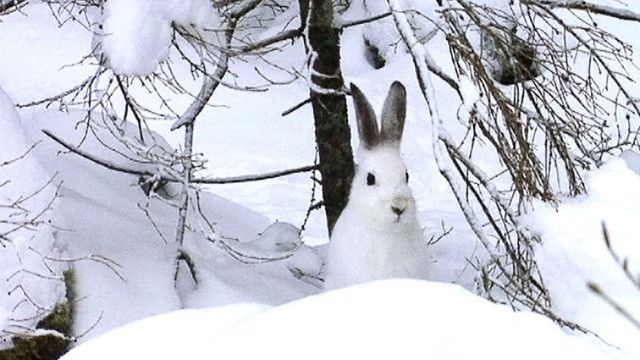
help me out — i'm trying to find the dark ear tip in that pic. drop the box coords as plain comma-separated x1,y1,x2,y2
350,82,362,96
390,81,406,96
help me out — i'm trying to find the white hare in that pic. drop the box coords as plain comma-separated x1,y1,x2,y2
324,81,428,290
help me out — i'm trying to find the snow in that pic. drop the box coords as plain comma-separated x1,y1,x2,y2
346,0,439,65
252,221,301,252
163,0,220,27
0,87,66,348
459,75,481,105
97,0,173,75
61,303,269,360
0,6,93,103
96,0,220,75
0,0,640,358
14,108,318,338
524,158,640,355
62,280,609,360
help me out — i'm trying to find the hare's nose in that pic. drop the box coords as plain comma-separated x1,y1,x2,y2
391,206,405,216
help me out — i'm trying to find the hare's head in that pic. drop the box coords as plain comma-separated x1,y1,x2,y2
348,81,417,229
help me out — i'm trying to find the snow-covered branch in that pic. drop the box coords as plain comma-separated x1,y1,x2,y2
42,129,317,185
217,236,299,264
525,0,640,23
225,0,263,20
0,0,27,14
171,0,266,130
171,34,233,130
195,165,319,184
236,28,303,54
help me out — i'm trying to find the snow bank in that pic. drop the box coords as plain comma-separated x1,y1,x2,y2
62,279,608,360
62,303,269,360
17,108,319,342
526,158,640,355
96,0,220,75
0,87,66,348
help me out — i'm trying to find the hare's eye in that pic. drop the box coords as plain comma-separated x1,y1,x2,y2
405,171,409,183
366,172,376,186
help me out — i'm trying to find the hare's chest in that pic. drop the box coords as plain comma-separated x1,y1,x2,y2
326,212,427,288
362,233,425,278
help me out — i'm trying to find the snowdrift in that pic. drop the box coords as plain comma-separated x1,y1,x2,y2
61,279,608,360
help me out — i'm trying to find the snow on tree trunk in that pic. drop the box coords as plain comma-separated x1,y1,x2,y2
305,0,354,234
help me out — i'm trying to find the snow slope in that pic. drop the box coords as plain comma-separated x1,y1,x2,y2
13,107,320,339
0,87,66,349
61,280,610,360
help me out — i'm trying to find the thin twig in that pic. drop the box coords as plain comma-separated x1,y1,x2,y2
587,282,640,329
281,98,311,116
339,11,392,29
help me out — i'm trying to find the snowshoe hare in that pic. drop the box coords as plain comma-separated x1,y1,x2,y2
324,81,428,290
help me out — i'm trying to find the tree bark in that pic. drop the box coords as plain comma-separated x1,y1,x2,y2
304,0,354,234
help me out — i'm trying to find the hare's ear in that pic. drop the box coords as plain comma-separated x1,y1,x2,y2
351,83,380,149
380,81,407,145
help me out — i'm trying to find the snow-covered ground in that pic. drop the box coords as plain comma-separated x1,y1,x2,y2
61,280,611,360
0,0,639,358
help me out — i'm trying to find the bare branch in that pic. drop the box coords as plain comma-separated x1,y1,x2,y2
587,282,640,329
339,11,392,29
115,75,145,143
236,28,303,54
533,3,640,118
281,97,311,116
388,0,572,325
39,251,125,282
16,68,107,109
170,53,230,130
0,141,40,167
601,222,640,292
226,0,263,20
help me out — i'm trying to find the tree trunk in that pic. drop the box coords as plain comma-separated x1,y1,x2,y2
303,0,354,234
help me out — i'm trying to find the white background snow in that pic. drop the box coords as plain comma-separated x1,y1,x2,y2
0,0,639,359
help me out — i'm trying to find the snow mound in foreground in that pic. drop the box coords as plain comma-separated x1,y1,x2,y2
62,280,607,360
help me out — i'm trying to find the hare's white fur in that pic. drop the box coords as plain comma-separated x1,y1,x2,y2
324,82,428,290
